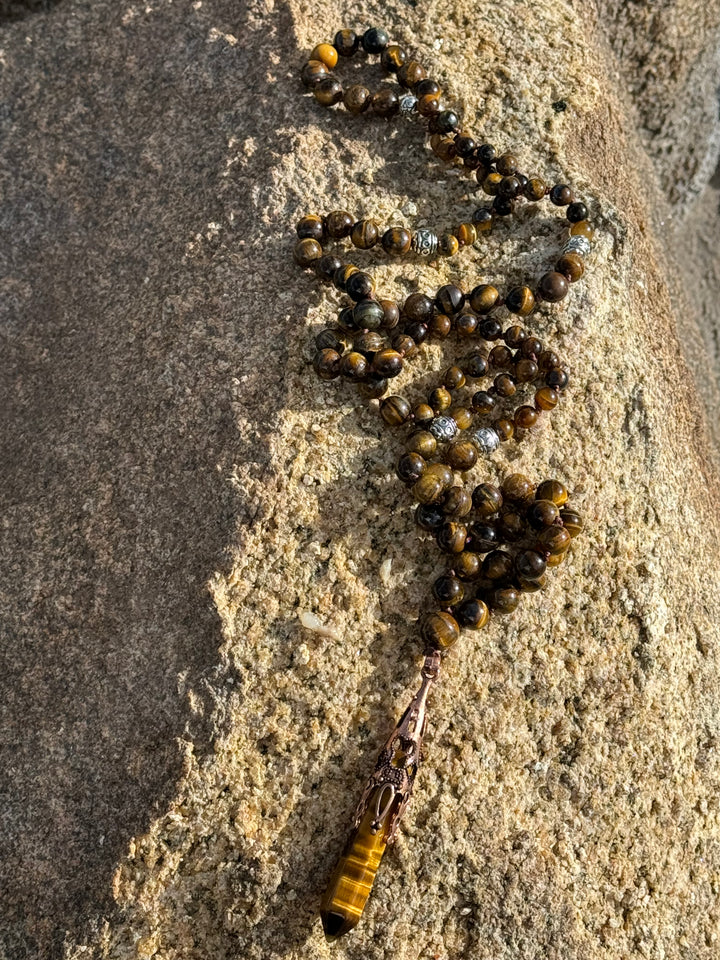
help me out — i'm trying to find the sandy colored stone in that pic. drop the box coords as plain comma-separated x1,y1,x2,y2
1,1,720,959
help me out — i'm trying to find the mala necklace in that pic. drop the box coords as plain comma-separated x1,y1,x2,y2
295,26,592,942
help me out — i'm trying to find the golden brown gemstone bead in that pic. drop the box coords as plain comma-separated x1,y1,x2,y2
371,88,400,118
293,238,323,267
498,510,526,541
350,219,379,249
439,234,459,256
421,611,460,651
429,313,452,338
313,349,342,380
515,405,539,429
457,599,490,629
570,220,594,240
296,214,324,240
413,472,448,504
469,284,499,314
527,499,560,529
333,264,358,291
515,358,539,383
455,551,481,580
444,366,466,390
398,60,426,89
333,28,358,57
436,521,468,554
455,222,477,247
494,418,514,441
397,452,426,483
314,77,343,106
311,43,339,69
418,94,440,116
472,483,503,518
550,183,573,206
493,373,516,397
535,386,559,411
445,441,478,471
535,479,568,505
556,252,584,282
537,271,569,302
502,473,534,504
546,551,565,567
516,549,546,580
449,406,472,430
404,293,434,321
382,227,412,256
373,349,403,377
443,486,473,518
456,314,478,337
301,59,328,88
489,344,513,368
536,525,572,554
490,587,520,614
326,210,354,239
343,84,371,114
496,152,519,176
524,176,546,201
407,430,437,458
438,284,465,314
414,403,435,424
433,574,464,606
560,508,584,537
430,135,456,161
380,395,411,425
429,386,452,411
483,549,514,582
381,44,406,72
505,285,535,316
425,462,454,486
482,172,503,196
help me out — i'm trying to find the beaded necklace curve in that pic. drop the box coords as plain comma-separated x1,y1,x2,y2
295,26,592,942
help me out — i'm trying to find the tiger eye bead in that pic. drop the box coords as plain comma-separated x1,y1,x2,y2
439,234,460,257
293,238,323,267
442,486,473,518
496,153,519,176
489,344,513,369
316,254,343,282
535,479,568,505
462,352,489,379
382,227,412,256
502,473,534,504
326,210,354,239
566,201,588,223
443,366,466,390
516,549,547,580
343,84,371,114
372,349,404,378
429,386,453,412
498,510,526,541
556,252,584,282
454,133,476,158
381,300,401,330
353,300,385,331
499,175,522,198
358,374,388,399
436,284,464,316
493,373,516,398
494,418,514,441
457,598,490,629
340,351,368,381
472,208,493,232
414,403,435,424
380,395,411,425
429,313,452,338
505,286,535,316
403,293,434,322
490,587,520,614
333,29,359,57
417,94,441,116
468,522,499,554
430,135,456,161
445,441,478,471
515,406,539,429
381,44,406,72
536,525,572,555
455,314,478,338
546,367,570,390
537,271,569,303
314,77,343,106
472,391,496,415
405,320,429,344
296,214,324,240
479,318,503,340
527,499,560,529
455,551,481,580
407,430,438,458
421,611,460,652
570,220,594,240
538,349,560,372
346,271,375,301
472,482,503,518
435,110,460,134
371,88,400,118
362,27,389,54
524,176,546,201
315,328,345,352
436,521,468,554
518,574,546,592
397,452,426,484
433,574,464,606
535,386,559,411
546,551,566,567
482,549,515,582
521,337,543,360
549,183,573,206
301,59,328,88
415,502,445,531
313,348,342,380
456,222,477,247
351,219,379,249
414,471,450,505
560,508,584,537
469,284,499,314
310,43,339,69
503,324,527,349
449,406,473,430
482,172,503,196
353,330,384,356
398,60,427,89
515,358,539,383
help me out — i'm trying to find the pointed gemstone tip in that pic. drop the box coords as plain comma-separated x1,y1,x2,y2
321,909,351,942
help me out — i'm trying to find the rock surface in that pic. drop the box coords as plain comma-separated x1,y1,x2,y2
1,1,720,958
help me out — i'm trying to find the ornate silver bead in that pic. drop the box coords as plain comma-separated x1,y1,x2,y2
411,228,439,257
562,235,591,257
399,94,418,116
472,426,500,454
428,416,458,442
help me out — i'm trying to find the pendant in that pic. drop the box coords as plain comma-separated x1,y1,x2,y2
320,650,441,940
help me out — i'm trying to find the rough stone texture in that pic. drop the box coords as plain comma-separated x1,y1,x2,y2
1,1,720,959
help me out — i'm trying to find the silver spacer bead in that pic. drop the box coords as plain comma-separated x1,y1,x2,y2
411,228,439,257
562,235,591,257
428,415,458,442
471,426,500,455
399,94,418,116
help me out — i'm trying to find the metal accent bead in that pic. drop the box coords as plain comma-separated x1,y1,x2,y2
399,94,418,116
428,416,458,442
471,426,500,454
561,235,591,257
411,228,439,257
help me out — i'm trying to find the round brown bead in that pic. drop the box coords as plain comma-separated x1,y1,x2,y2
442,486,473,518
310,43,338,69
524,176,546,201
407,430,438,458
455,552,481,580
456,314,478,338
413,471,449,505
549,183,573,206
457,599,490,629
489,344,513,368
535,387,559,411
493,373,516,397
527,499,560,529
358,375,388,399
560,508,584,537
381,44,406,72
516,549,547,580
343,84,371,114
296,214,324,240
398,60,426,89
429,386,452,412
482,550,514,581
340,351,368,381
496,153,519,176
381,300,401,330
494,418,514,441
403,292,434,322
382,227,412,256
413,403,435,424
445,441,478,471
472,483,503,518
498,510,526,541
570,220,594,240
333,29,359,57
439,234,460,257
536,525,572,555
490,587,520,614
456,222,477,247
429,313,452,338
430,135,456,161
535,479,568,505
346,271,375,301
326,210,354,239
449,406,473,430
314,77,343,106
373,349,404,378
482,172,503,196
293,238,323,267
433,574,464,607
515,358,539,383
301,60,328,88
380,395,411,425
469,284,499,314
371,88,400,118
556,252,584,282
421,611,460,651
436,521,468,554
397,452,426,483
505,286,535,316
313,349,341,380
537,271,569,302
418,94,441,116
502,473,534,504
351,219,379,249
515,405,539,429
444,366,466,390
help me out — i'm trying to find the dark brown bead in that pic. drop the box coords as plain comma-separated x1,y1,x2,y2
405,320,429,343
372,348,404,378
361,27,389,53
518,573,546,592
371,88,400,118
560,508,583,537
398,60,426,89
567,200,588,222
524,176,546,201
455,552,481,580
337,305,359,332
380,395,412,425
397,452,427,483
499,175,522,198
515,358,539,383
316,254,342,282
382,227,412,256
520,337,543,359
293,238,323,267
457,598,490,629
438,234,459,256
326,210,354,239
493,373,516,397
476,143,496,166
340,351,368,381
505,286,535,316
469,284,499,314
393,333,418,357
498,510,526,541
535,479,568,505
429,313,452,338
535,386,559,411
468,522,499,554
416,78,440,97
435,110,460,133
515,405,539,429
353,300,385,330
430,134,456,161
494,418,514,441
334,28,359,56
313,349,342,380
496,153,519,176
403,292,434,322
482,172,503,195
436,284,464,315
454,132,476,157
462,352,489,379
315,327,346,352
381,44,406,72
417,94,441,116
492,196,514,217
549,183,573,206
443,365,466,390
482,550,515,582
381,299,401,329
407,430,437,458
472,483,502,517
546,367,569,390
503,324,527,349
479,317,503,340
358,374,388,399
429,386,452,412
296,214,324,240
538,349,560,372
414,474,447,505
353,330,384,356
456,314,478,337
433,574,464,606
527,499,560,529
490,587,520,614
516,549,547,580
421,611,460,652
314,76,343,106
489,344,513,369
502,473,534,504
442,486,473,518
472,207,493,232
301,60,328,88
346,271,375,301
343,84,371,114
351,219,379,249
556,252,584,282
415,502,445,530
445,441,478,471
536,525,572,555
537,271,569,303
472,391,496,415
